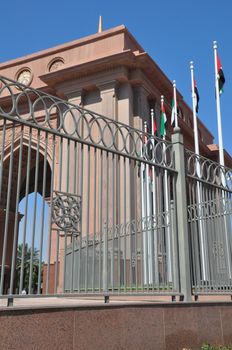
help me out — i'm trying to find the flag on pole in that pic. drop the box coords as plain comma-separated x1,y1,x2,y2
143,122,152,163
153,117,157,135
213,41,225,167
160,100,167,138
139,124,148,178
194,80,200,113
217,53,225,94
171,97,176,127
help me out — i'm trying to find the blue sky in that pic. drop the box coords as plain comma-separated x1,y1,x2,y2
18,194,49,261
1,0,232,155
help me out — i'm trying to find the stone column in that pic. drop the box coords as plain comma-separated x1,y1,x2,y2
133,85,150,129
87,82,116,247
98,81,117,120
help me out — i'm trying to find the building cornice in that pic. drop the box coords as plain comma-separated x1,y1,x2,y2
0,25,144,69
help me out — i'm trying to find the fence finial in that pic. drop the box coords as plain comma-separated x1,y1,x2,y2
98,15,103,33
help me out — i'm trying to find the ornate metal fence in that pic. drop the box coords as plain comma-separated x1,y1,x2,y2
64,211,179,295
186,150,232,295
1,75,232,303
0,76,179,301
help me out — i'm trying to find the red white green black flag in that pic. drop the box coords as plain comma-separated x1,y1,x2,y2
194,80,200,113
217,53,225,94
160,98,167,138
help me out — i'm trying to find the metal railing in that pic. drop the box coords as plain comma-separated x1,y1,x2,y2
1,75,232,303
64,211,179,295
186,150,232,296
0,76,179,302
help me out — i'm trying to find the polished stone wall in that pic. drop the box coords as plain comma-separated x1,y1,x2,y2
0,302,232,350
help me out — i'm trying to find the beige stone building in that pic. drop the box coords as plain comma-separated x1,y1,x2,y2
0,25,231,293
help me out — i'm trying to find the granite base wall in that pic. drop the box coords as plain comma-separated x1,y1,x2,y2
0,302,232,350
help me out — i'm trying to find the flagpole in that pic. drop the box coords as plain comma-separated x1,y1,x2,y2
173,80,178,128
140,122,146,285
150,109,159,284
190,61,208,281
190,62,200,156
161,95,172,282
213,42,232,279
150,110,157,216
144,121,152,285
213,41,225,166
150,110,156,217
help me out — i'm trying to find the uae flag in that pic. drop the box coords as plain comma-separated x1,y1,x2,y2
160,102,167,138
217,53,225,94
153,116,157,135
194,80,200,113
171,97,177,127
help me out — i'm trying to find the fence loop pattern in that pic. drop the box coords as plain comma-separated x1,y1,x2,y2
0,76,174,168
107,212,171,240
185,149,232,191
187,197,232,221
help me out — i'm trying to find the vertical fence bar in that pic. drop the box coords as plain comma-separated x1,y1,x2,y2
73,139,79,293
153,167,159,289
103,223,108,294
151,165,158,288
191,180,200,293
92,147,97,292
208,186,216,292
134,160,138,292
54,136,63,294
85,145,91,292
204,185,212,292
62,139,70,293
170,192,180,293
29,129,40,294
140,158,144,293
37,132,48,294
78,143,84,293
188,178,199,295
9,125,23,295
123,156,127,292
111,153,115,292
144,159,149,291
117,154,121,292
0,119,6,203
158,170,163,289
46,134,56,294
128,158,132,292
19,127,32,294
99,149,103,292
0,124,15,295
71,139,77,293
106,151,109,291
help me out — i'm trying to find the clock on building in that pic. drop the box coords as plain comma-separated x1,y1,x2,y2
16,69,32,86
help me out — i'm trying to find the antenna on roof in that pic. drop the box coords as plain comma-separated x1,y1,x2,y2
98,15,102,33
